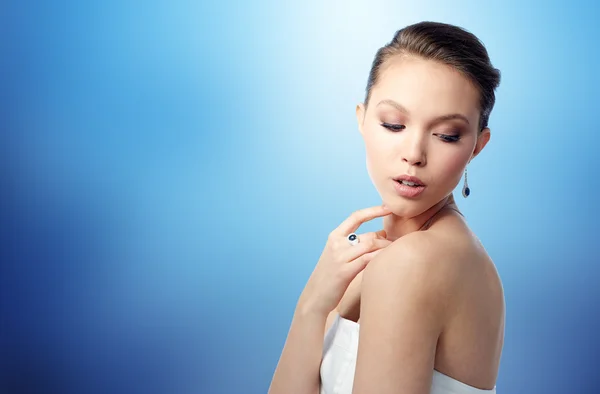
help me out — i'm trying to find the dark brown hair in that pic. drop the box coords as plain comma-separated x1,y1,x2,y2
364,21,501,131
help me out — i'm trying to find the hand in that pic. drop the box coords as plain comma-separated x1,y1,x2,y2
297,205,394,317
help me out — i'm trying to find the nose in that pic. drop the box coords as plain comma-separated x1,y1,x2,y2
400,130,427,167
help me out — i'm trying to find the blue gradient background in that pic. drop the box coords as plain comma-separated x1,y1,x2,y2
1,0,599,393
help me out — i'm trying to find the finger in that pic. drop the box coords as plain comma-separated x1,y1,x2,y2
343,249,382,278
339,238,392,263
333,205,392,237
332,230,386,256
346,229,386,245
375,229,387,239
358,238,392,254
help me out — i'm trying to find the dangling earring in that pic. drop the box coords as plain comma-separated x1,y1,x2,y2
462,167,470,198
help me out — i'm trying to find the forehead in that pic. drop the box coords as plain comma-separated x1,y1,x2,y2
371,56,481,122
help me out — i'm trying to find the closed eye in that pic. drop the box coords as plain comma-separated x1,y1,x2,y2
380,122,405,131
382,123,461,143
436,133,461,143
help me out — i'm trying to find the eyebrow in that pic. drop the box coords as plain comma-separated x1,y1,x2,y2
376,99,470,125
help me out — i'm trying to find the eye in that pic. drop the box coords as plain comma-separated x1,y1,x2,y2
381,122,406,132
436,133,461,143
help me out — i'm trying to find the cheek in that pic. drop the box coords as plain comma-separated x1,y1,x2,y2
364,137,387,178
365,146,376,182
438,151,470,186
363,135,391,191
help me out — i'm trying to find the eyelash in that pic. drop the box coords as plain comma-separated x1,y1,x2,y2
380,123,461,143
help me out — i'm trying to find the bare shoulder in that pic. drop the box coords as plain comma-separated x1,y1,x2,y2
361,213,503,319
424,213,505,300
358,212,505,388
363,225,468,290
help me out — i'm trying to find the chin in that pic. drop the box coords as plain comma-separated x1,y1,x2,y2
381,199,414,215
381,194,433,216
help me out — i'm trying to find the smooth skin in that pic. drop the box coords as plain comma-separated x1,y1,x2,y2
268,205,394,394
269,55,505,394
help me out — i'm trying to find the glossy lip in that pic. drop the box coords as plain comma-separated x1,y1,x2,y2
392,179,426,198
393,174,426,186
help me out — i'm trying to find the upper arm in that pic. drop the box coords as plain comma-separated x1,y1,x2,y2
324,309,337,338
351,233,460,394
324,270,363,337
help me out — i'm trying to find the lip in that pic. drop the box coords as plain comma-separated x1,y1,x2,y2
393,179,426,198
393,174,426,186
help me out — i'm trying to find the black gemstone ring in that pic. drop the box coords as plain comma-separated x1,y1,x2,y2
347,233,360,246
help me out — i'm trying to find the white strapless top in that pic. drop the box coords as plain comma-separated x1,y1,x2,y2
320,313,497,394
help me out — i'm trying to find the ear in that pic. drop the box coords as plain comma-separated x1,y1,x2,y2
355,103,366,136
470,127,491,162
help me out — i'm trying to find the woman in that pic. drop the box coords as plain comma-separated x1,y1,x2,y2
269,21,505,394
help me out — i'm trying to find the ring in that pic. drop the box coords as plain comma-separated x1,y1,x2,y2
347,233,360,246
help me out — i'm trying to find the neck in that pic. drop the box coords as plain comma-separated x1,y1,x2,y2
383,194,457,241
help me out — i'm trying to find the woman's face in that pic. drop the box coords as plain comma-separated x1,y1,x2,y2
356,55,491,217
